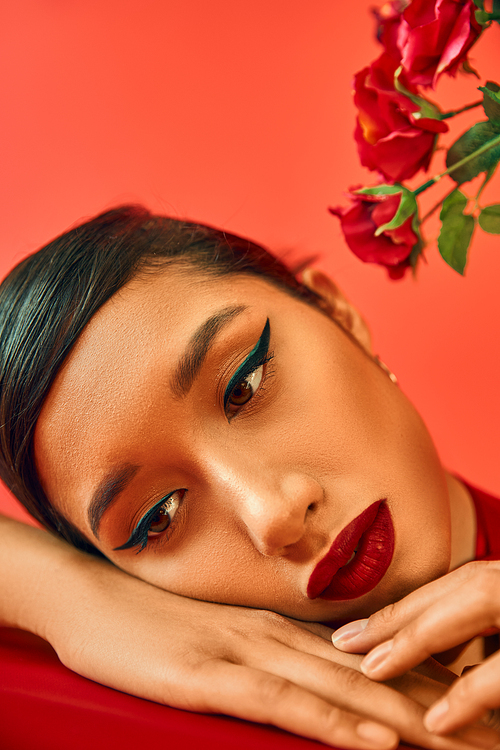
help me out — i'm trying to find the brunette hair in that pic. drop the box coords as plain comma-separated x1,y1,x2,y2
0,205,319,554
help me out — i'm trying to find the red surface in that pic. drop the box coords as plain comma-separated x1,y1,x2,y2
0,628,327,750
0,1,499,747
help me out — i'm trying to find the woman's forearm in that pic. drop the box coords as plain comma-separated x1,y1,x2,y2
3,512,497,749
0,513,92,635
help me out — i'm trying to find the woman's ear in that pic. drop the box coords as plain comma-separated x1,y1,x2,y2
300,268,373,354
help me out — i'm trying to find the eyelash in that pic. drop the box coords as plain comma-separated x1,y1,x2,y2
113,489,185,554
223,318,273,419
224,352,274,420
116,320,275,554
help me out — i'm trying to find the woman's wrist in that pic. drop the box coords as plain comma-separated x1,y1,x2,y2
0,514,104,638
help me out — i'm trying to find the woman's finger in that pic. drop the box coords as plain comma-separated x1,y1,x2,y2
236,629,500,750
332,562,499,655
423,651,500,735
357,569,500,681
194,658,500,750
197,661,399,750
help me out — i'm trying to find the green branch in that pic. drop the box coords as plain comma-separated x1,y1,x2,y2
414,132,500,196
473,164,498,210
440,100,483,120
419,187,458,225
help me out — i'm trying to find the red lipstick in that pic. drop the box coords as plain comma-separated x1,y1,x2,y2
307,501,394,601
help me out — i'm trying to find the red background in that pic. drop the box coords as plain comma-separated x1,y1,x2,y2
1,0,499,526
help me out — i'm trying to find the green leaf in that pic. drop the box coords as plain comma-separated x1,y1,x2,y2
355,185,418,234
475,8,490,24
479,82,500,128
462,59,481,78
393,68,442,121
485,81,500,92
355,184,404,197
409,234,424,272
446,122,500,184
493,0,500,27
475,1,500,23
375,190,418,235
438,190,475,274
478,204,500,233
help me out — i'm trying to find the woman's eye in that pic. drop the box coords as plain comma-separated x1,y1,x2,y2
227,365,264,409
114,490,185,553
148,506,171,536
223,319,272,417
147,491,183,537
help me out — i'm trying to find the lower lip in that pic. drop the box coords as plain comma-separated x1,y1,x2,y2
308,501,395,601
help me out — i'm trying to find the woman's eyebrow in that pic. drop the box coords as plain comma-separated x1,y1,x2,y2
87,305,249,539
170,304,248,398
88,463,140,539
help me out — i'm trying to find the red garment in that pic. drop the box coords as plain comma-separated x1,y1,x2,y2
467,481,500,561
1,483,499,750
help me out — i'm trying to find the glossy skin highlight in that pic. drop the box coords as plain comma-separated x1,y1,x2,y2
34,267,462,624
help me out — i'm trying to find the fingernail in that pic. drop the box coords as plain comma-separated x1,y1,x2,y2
361,640,393,676
357,721,398,749
424,699,449,732
331,619,369,647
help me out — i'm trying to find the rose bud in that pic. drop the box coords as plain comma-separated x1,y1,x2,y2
330,184,421,279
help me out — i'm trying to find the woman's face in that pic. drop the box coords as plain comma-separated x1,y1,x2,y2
34,266,452,622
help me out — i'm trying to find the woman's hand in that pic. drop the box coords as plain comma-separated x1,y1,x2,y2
2,516,498,750
37,559,500,750
332,561,500,737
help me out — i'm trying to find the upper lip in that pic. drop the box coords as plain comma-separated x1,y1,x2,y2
307,500,384,600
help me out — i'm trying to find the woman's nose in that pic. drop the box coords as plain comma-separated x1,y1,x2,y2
233,472,323,556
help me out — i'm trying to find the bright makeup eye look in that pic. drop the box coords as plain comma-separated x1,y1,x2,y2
114,490,186,553
224,318,273,417
227,366,264,408
113,319,273,555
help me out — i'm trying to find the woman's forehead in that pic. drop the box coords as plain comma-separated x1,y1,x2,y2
32,269,298,521
35,271,265,427
50,271,263,380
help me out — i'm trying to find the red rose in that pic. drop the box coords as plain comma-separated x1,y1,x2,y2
354,53,448,182
397,0,482,88
329,186,420,279
373,0,409,63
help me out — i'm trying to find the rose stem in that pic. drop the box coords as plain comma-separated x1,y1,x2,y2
440,100,483,120
419,187,458,225
472,164,498,211
413,131,500,196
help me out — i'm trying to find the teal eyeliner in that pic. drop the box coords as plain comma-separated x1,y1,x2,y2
114,491,177,553
223,318,271,410
115,319,271,554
